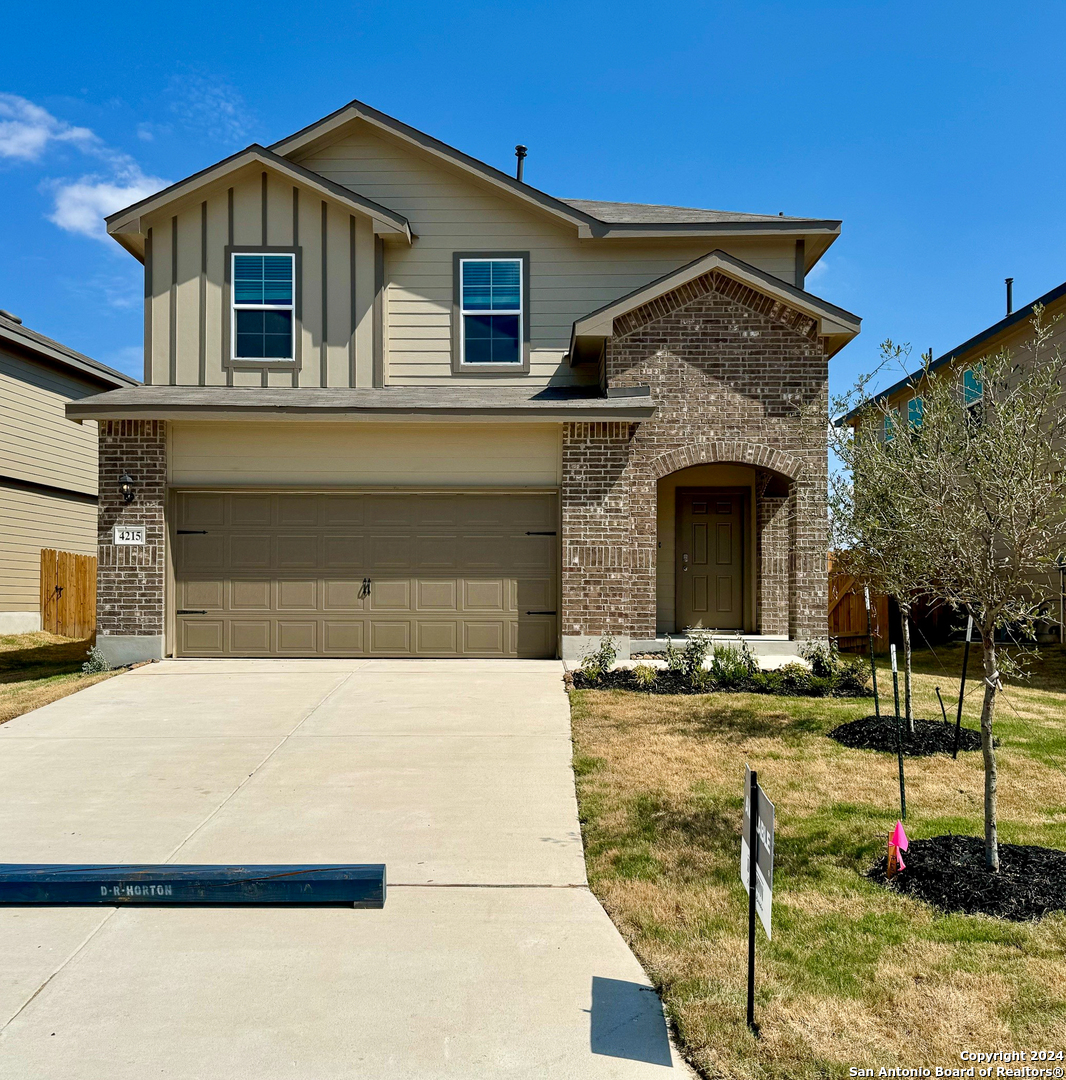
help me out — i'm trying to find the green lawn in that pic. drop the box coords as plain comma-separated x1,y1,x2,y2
0,632,116,725
569,646,1066,1079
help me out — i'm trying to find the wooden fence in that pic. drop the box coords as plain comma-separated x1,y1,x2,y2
828,560,888,653
40,549,96,639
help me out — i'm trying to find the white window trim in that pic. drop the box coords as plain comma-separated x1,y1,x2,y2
230,251,296,362
458,256,524,367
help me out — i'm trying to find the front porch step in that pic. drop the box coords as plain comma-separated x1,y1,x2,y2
630,634,799,658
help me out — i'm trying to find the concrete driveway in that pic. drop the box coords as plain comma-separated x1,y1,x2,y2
0,659,687,1078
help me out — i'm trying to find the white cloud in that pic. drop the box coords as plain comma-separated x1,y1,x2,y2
806,257,829,284
0,93,170,241
167,74,251,146
48,164,167,241
0,93,97,161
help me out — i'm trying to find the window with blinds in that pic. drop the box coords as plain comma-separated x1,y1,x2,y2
231,253,295,360
459,258,522,365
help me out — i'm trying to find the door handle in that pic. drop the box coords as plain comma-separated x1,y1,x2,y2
682,553,689,572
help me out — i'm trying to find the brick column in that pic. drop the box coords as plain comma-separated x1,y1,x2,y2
560,421,636,660
96,420,167,664
755,471,789,635
788,475,829,639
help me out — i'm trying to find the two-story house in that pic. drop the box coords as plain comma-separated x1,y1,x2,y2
1,310,137,634
67,99,860,665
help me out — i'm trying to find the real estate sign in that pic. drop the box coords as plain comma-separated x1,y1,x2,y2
740,765,775,940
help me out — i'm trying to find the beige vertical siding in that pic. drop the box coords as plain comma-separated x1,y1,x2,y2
0,345,100,496
294,125,801,387
0,486,97,612
143,164,377,390
168,421,562,488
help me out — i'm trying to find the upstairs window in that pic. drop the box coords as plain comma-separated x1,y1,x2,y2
963,365,984,407
460,258,523,366
883,406,901,442
908,396,924,428
232,253,295,360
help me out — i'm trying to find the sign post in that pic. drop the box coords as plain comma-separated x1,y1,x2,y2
740,765,774,1034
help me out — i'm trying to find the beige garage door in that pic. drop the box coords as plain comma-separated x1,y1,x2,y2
173,491,558,658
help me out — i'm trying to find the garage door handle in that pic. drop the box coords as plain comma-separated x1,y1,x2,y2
526,611,557,616
177,609,207,615
525,531,556,536
360,578,372,598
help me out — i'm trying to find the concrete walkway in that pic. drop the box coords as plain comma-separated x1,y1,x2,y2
0,660,688,1078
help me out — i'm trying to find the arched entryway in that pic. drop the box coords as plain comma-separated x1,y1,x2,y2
648,443,801,636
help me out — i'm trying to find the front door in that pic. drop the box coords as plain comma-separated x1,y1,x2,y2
675,490,745,631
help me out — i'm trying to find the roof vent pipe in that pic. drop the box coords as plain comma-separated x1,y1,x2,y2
514,145,527,182
1006,277,1014,316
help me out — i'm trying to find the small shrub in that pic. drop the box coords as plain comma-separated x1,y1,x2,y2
680,630,713,690
82,646,111,675
578,634,619,685
708,643,754,689
834,656,871,696
799,639,839,678
631,663,658,689
663,640,685,673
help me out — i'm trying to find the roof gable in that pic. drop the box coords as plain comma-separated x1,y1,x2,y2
570,249,860,362
106,144,412,260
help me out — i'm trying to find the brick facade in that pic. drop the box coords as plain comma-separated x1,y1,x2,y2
561,270,829,652
97,420,167,642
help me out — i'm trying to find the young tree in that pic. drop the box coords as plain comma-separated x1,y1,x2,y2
832,318,1066,871
830,346,932,733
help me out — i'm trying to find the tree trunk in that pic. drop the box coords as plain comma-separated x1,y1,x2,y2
900,605,914,733
980,627,1000,872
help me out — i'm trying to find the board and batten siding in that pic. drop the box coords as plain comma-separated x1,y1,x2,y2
167,421,563,489
294,125,802,387
143,164,378,390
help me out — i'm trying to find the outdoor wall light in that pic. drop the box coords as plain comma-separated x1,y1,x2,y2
119,473,136,504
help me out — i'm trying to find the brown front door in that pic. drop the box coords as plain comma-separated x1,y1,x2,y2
676,490,745,631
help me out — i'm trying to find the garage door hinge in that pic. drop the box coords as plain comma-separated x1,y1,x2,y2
177,609,207,615
177,530,208,534
526,611,557,616
525,531,556,536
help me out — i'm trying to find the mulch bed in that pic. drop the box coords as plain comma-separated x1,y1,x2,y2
828,713,985,755
870,835,1066,920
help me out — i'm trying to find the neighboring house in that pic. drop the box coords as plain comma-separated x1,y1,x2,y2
0,310,137,633
67,99,860,665
843,276,1066,436
840,276,1066,643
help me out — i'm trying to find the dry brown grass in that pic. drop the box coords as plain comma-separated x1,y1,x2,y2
0,632,116,725
570,647,1066,1079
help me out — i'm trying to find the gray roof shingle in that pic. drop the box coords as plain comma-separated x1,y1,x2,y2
559,199,814,226
0,311,138,388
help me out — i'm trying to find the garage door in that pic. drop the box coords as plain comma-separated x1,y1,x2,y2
173,491,558,658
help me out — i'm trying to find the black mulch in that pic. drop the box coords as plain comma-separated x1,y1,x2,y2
828,713,986,755
870,834,1066,920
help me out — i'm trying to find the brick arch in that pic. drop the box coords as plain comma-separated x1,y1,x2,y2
648,440,803,481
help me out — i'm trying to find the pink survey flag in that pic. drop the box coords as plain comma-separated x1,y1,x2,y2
890,820,909,851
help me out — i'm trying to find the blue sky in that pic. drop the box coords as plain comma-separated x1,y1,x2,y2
3,1,1065,395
